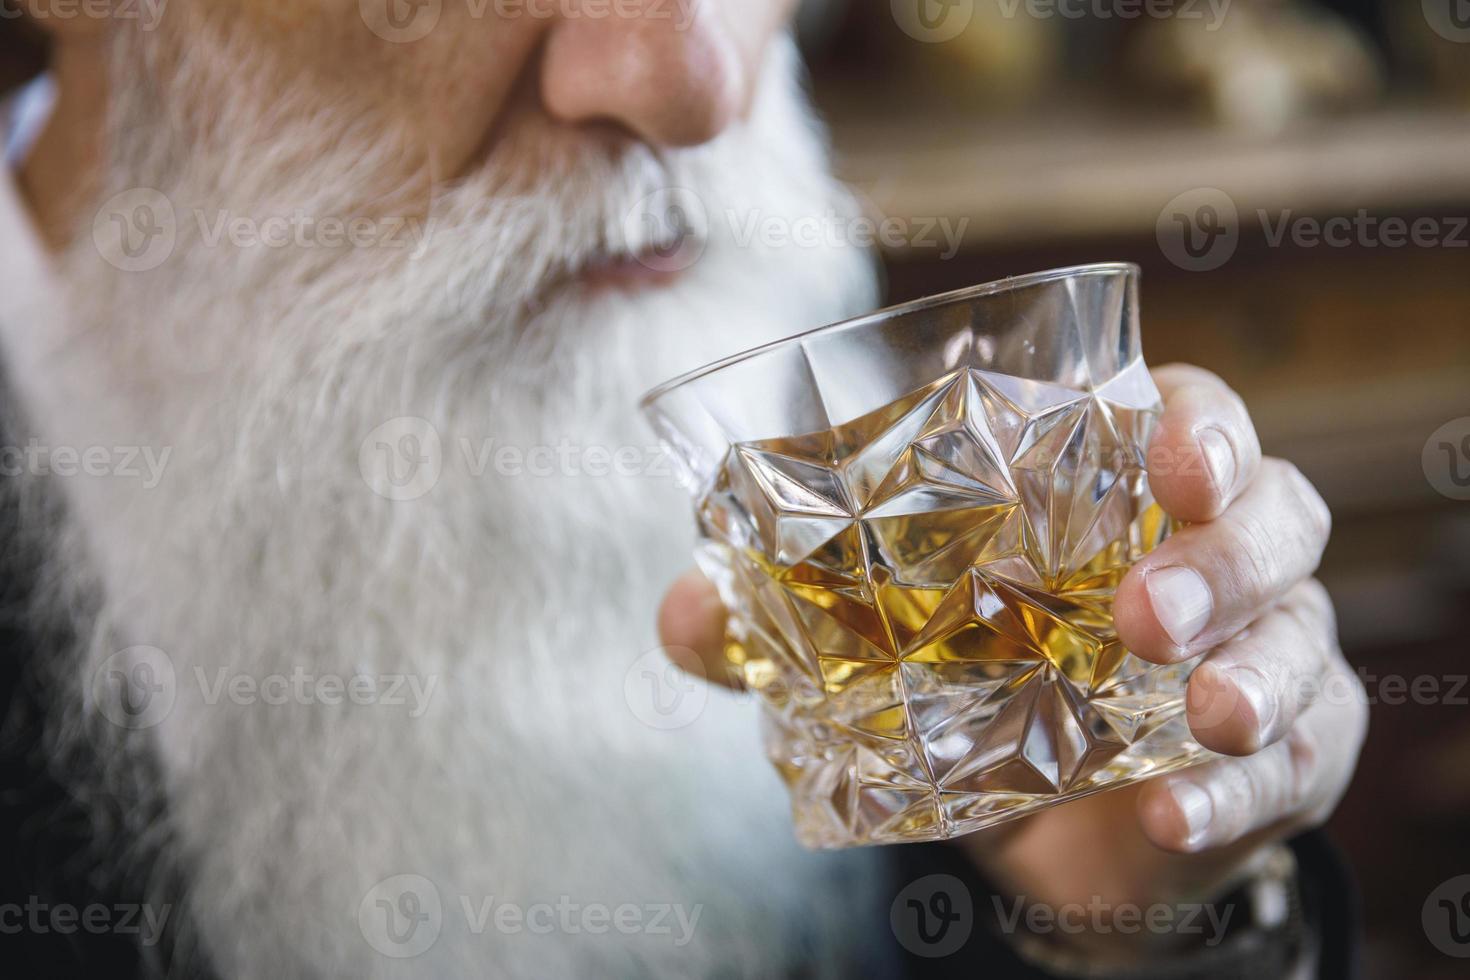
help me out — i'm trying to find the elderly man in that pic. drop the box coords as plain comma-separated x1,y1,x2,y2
0,3,1364,978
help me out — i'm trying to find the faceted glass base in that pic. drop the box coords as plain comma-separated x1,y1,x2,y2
645,265,1212,848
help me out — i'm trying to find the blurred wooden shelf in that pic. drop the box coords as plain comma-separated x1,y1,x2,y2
826,105,1470,249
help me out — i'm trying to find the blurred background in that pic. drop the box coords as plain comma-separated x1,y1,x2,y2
795,2,1470,976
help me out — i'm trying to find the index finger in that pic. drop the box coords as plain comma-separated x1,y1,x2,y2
1147,364,1263,523
657,569,740,690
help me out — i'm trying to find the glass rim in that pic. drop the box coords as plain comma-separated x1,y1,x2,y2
638,261,1141,412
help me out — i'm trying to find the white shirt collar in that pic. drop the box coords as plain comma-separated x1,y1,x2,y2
0,75,63,387
5,73,55,167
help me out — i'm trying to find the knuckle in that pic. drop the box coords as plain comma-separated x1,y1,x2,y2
1227,389,1255,435
1212,760,1260,839
1157,363,1228,391
1341,670,1371,748
1284,726,1320,808
1216,624,1268,667
1279,583,1339,665
1293,578,1337,629
1320,658,1368,719
1274,458,1333,546
1239,746,1298,834
1289,686,1366,830
1218,506,1282,600
1216,388,1254,443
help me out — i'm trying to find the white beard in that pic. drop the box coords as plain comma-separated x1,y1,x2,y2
1,27,891,980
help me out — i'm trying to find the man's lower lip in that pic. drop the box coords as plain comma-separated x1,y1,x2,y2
578,241,702,293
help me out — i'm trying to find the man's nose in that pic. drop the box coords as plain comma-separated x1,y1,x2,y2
539,3,747,148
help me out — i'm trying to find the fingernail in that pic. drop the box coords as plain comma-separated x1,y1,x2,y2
1198,427,1236,496
1146,566,1214,649
1226,665,1277,747
1170,780,1214,850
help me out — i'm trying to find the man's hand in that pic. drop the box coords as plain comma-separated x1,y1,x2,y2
656,365,1367,948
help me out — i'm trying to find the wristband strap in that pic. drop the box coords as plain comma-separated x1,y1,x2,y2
996,844,1307,980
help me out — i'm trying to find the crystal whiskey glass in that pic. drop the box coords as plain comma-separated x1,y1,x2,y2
642,264,1209,848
